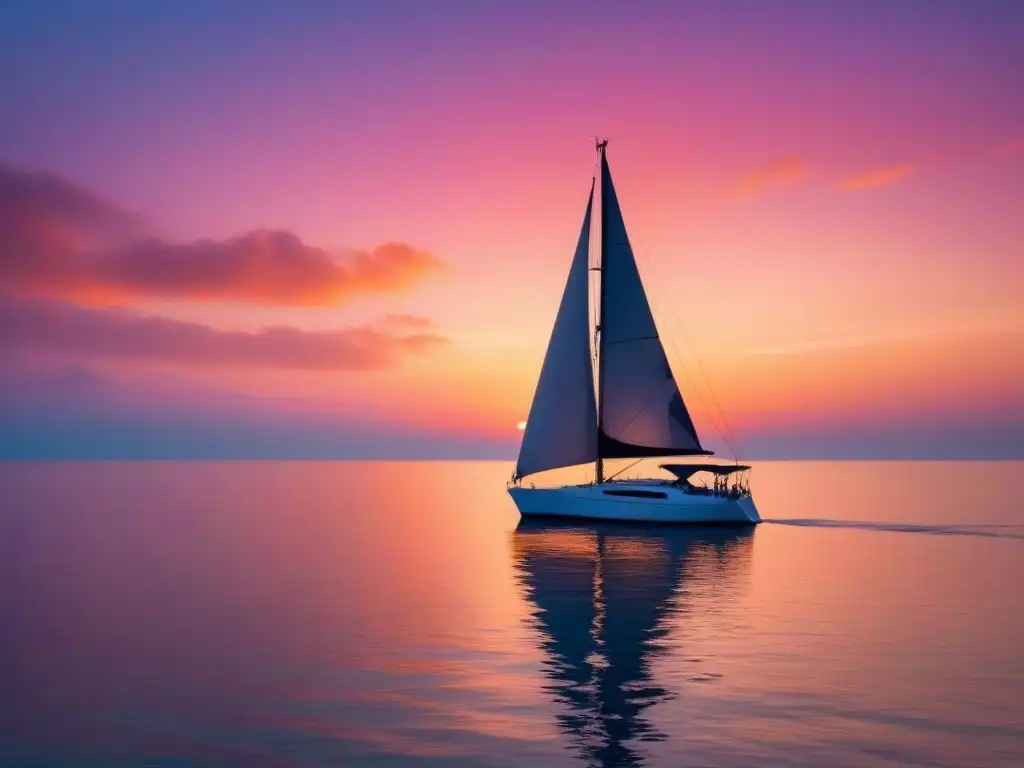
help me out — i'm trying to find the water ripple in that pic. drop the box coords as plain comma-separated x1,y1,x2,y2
765,518,1024,539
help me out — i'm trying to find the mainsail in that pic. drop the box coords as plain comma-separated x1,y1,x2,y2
597,147,707,460
514,183,599,478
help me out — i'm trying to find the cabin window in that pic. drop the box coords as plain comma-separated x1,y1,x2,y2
603,489,667,499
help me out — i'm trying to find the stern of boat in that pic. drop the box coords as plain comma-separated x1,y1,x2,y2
736,493,761,523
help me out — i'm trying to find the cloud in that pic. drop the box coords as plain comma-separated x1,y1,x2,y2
0,163,442,306
734,158,808,199
377,313,437,329
91,234,441,306
837,163,915,191
0,164,148,242
0,295,447,370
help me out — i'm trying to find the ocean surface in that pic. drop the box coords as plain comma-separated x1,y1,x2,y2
1,461,1022,767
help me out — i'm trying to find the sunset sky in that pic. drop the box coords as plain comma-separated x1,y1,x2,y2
1,0,1022,459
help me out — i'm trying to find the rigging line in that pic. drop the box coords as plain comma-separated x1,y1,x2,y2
619,246,731,457
606,458,643,482
660,312,737,457
603,228,724,452
595,288,716,452
656,292,743,459
631,236,744,459
596,145,725,466
626,226,740,457
597,176,717,455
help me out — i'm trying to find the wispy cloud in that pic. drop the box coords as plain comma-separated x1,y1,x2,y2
0,296,448,370
734,158,808,199
0,163,443,306
837,163,915,191
377,313,437,330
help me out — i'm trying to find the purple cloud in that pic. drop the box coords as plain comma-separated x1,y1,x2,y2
0,163,442,306
0,295,447,370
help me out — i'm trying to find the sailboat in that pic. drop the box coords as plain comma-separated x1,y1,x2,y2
509,140,760,524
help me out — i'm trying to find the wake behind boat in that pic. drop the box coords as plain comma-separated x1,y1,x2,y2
508,140,760,525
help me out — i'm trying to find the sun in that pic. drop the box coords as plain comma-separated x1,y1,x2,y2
516,421,527,431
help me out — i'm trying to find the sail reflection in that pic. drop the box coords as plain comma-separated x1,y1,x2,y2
511,521,754,767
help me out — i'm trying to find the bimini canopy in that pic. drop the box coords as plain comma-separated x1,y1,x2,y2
661,463,750,482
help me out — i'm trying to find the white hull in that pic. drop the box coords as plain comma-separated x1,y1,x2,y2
509,482,760,525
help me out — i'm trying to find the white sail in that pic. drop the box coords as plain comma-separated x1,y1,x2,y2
515,184,599,478
598,151,706,458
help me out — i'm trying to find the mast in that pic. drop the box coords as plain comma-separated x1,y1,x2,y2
595,138,608,484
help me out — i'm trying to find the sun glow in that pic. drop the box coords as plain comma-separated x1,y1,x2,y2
517,421,527,431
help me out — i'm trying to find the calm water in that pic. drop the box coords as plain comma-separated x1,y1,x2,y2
1,461,1022,767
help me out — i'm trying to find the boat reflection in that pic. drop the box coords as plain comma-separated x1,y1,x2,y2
511,520,755,767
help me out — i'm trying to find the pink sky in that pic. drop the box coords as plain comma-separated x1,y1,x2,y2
0,2,1021,458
